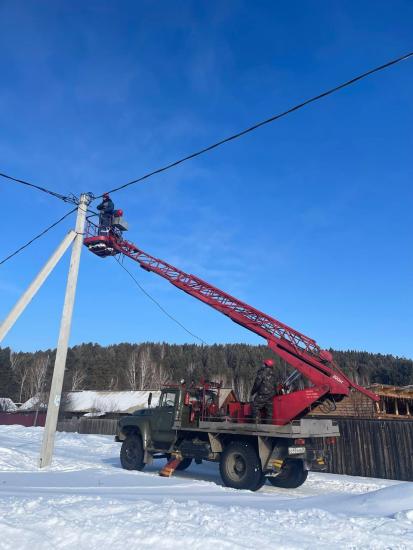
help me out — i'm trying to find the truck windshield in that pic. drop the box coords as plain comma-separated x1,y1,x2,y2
159,391,177,407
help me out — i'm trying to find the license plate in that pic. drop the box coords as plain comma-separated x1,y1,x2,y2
288,446,305,455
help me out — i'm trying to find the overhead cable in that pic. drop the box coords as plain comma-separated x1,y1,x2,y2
0,171,77,204
0,207,77,266
114,256,207,344
102,50,413,197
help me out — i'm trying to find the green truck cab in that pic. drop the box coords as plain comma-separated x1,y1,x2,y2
116,382,338,491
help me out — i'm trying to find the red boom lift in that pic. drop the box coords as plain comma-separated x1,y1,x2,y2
84,219,378,425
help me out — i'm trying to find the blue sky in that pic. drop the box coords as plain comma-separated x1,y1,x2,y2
0,1,412,357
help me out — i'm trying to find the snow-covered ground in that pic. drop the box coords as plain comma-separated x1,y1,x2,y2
0,425,412,549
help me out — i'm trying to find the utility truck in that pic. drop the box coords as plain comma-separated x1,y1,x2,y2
116,379,341,490
84,216,378,490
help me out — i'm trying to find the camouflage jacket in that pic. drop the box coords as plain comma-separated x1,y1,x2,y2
251,365,278,397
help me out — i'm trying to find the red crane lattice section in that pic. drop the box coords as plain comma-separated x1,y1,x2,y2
123,242,321,355
84,227,379,405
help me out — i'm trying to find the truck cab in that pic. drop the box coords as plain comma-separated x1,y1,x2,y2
151,388,180,447
117,387,181,456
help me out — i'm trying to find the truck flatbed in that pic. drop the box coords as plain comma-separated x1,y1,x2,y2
174,418,340,438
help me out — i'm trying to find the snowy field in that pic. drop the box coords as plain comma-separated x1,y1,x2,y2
0,425,412,549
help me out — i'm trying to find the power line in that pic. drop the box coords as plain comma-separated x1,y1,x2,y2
114,255,207,344
0,171,78,204
0,207,77,266
102,50,413,197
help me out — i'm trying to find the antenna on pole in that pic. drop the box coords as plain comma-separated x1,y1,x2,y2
39,193,91,468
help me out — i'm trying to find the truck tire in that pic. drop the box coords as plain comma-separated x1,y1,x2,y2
219,441,264,491
120,434,145,471
165,455,193,471
267,459,308,489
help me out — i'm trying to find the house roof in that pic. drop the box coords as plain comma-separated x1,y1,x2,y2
20,387,237,414
20,390,161,413
368,384,413,398
0,398,18,412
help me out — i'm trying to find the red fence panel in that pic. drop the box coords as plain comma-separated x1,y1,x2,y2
0,412,46,427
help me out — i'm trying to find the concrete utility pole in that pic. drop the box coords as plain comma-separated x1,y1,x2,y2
39,193,90,468
0,231,77,344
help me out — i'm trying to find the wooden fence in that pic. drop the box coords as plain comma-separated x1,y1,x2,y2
57,417,118,435
56,416,413,481
318,417,413,481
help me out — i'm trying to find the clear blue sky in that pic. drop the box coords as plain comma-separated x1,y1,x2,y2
1,1,412,357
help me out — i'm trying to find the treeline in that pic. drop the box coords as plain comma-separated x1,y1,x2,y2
0,343,412,405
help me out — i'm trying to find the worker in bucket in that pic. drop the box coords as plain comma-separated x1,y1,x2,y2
97,192,114,235
250,358,278,423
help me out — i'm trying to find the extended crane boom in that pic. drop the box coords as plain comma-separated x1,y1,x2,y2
84,223,378,424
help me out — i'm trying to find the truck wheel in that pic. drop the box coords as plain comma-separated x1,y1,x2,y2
253,473,267,491
267,459,308,489
166,455,193,471
219,441,264,491
120,435,145,471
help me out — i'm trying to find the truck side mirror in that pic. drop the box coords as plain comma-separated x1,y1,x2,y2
148,392,152,407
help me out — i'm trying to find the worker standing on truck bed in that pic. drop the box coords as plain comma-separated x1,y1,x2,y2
251,358,278,423
97,192,114,235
